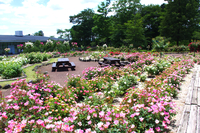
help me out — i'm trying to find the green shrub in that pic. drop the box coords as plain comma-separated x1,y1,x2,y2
0,55,6,61
0,63,4,74
25,52,51,64
152,36,169,52
140,73,147,82
110,74,138,96
1,62,23,79
167,45,189,52
145,61,171,76
66,75,91,101
144,65,158,76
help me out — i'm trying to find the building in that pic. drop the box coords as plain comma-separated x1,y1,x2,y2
0,31,64,55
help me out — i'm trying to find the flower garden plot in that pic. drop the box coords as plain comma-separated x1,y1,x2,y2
0,52,196,132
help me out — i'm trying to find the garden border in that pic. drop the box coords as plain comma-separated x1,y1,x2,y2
0,71,27,82
32,62,53,72
79,57,130,64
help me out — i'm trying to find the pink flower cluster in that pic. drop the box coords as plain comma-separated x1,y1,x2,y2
71,42,78,48
62,51,88,57
17,44,23,49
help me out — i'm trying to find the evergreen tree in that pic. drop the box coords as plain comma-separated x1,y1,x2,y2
69,9,95,47
160,0,199,45
124,14,146,48
109,0,142,47
92,0,112,45
57,29,71,40
141,4,163,44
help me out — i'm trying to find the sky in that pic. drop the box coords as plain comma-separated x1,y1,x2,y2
0,0,168,38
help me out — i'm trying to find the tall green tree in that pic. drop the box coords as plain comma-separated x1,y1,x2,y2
92,0,112,45
109,0,142,47
124,14,146,48
112,0,142,24
69,8,95,46
192,31,200,41
159,0,200,45
57,29,71,40
141,4,163,44
57,29,65,39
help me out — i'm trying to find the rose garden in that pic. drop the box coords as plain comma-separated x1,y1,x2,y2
0,40,200,133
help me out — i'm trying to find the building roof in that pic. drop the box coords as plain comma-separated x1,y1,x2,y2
0,35,65,42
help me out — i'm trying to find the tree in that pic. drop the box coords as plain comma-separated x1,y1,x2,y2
109,18,125,47
70,8,95,47
141,4,163,45
124,14,146,48
159,0,199,46
192,31,200,41
109,0,142,47
97,0,111,17
112,0,142,24
57,29,71,40
33,30,44,36
92,0,112,45
57,29,65,39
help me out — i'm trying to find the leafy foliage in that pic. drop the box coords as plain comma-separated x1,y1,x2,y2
70,9,95,47
159,0,199,45
152,36,169,52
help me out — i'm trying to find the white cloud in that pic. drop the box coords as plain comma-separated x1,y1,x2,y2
0,3,13,14
1,17,8,21
49,4,63,10
10,0,101,27
0,0,13,4
0,25,9,29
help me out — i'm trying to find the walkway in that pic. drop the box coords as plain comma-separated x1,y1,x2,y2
177,65,200,133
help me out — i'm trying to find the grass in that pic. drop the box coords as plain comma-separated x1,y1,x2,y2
0,57,59,87
24,63,40,82
0,81,15,87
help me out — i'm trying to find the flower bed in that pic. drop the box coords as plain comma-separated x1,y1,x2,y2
0,52,195,132
62,51,90,57
79,51,107,62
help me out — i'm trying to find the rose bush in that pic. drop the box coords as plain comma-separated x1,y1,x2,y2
0,52,195,132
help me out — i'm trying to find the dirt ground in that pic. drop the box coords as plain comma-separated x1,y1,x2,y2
37,57,99,86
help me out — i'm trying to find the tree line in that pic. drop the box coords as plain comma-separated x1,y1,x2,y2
56,0,200,49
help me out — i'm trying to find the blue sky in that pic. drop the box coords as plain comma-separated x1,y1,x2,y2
0,0,167,37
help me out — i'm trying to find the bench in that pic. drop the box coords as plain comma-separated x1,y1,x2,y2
70,62,76,71
56,62,76,71
52,62,57,71
98,61,103,65
98,61,110,67
119,62,126,66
